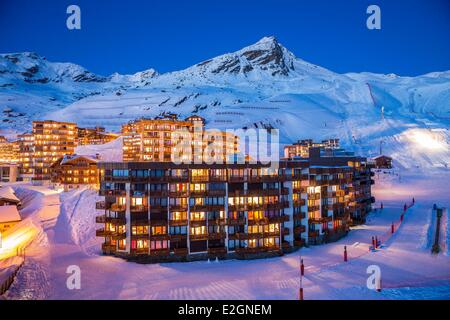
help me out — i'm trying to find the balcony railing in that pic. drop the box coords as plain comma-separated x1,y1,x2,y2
169,219,188,226
110,203,126,212
173,247,189,256
208,232,227,240
190,234,208,241
208,247,227,255
95,201,106,210
130,205,148,212
227,218,246,225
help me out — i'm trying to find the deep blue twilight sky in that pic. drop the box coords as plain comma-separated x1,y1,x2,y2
0,0,449,76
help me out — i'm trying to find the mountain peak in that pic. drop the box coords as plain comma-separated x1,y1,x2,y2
193,36,296,77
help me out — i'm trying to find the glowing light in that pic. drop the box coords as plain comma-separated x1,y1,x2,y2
0,225,38,260
406,129,448,151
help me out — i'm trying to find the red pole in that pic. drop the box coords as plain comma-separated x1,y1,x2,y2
299,287,304,300
300,259,304,277
375,236,378,248
344,246,348,262
391,223,394,234
372,236,375,249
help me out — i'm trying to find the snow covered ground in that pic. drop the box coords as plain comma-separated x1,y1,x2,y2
1,170,449,300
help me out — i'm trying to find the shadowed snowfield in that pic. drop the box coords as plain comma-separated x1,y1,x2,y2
1,169,449,300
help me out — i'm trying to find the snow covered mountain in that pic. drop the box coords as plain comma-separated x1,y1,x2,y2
0,36,449,169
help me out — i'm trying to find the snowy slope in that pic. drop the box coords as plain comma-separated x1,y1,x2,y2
0,37,449,169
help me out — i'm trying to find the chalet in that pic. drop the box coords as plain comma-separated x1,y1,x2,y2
0,186,21,207
372,155,393,169
50,154,101,191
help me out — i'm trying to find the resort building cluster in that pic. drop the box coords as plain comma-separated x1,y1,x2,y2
0,116,377,261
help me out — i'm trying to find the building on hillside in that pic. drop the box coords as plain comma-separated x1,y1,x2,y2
0,205,21,233
0,186,21,207
77,127,119,145
50,154,100,191
0,136,18,164
284,139,340,159
32,120,77,181
121,116,239,163
0,164,18,183
372,155,393,169
94,148,374,261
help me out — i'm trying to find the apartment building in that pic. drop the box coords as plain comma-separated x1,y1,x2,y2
0,136,18,164
284,139,340,159
95,150,374,261
32,120,77,181
121,116,239,163
16,133,34,181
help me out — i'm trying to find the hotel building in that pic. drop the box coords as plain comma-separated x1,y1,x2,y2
95,147,374,261
77,126,119,146
121,116,239,163
31,120,77,181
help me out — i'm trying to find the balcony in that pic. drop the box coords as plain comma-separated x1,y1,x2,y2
95,201,106,210
208,218,227,226
110,203,126,212
190,204,225,212
207,189,226,197
150,234,170,241
95,215,106,223
208,247,227,255
282,228,290,236
99,189,127,197
293,212,306,220
173,247,189,256
170,204,188,211
149,190,169,198
149,249,170,257
169,219,188,226
294,225,306,234
208,232,226,240
293,199,306,207
131,217,149,226
227,218,246,225
248,217,269,225
170,234,188,241
150,219,168,226
235,246,280,254
131,234,149,241
190,233,208,241
190,175,209,183
268,215,290,223
167,175,189,183
130,205,148,213
190,219,207,227
96,215,126,224
169,191,189,198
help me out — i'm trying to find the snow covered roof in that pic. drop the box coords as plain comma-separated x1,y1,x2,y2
0,205,21,223
373,155,393,160
0,186,20,203
60,154,100,165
